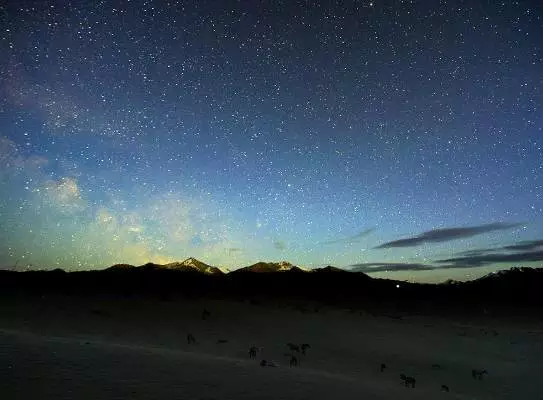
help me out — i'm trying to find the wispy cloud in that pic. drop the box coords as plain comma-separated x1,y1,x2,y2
437,250,543,267
0,136,48,176
503,240,543,252
435,238,543,267
321,228,376,245
43,177,86,213
350,262,435,273
375,222,521,249
274,240,287,250
2,62,150,139
349,261,493,273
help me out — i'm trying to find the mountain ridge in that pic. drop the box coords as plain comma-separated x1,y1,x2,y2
106,259,316,275
1,265,542,313
106,258,225,275
232,260,309,273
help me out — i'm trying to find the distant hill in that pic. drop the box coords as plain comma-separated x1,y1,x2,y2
470,266,543,287
107,263,136,270
231,261,308,273
313,265,350,273
106,258,224,275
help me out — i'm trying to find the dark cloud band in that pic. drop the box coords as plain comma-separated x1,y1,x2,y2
376,222,521,249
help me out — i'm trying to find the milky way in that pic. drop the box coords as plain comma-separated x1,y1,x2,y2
0,1,541,282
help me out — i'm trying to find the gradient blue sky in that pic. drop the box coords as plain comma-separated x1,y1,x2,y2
0,0,541,282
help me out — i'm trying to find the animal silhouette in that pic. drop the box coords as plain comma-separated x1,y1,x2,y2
202,309,211,320
380,363,387,372
187,333,196,345
289,355,298,367
441,384,450,392
300,343,311,355
260,359,278,367
217,339,228,344
472,369,488,380
286,343,300,352
249,346,258,359
400,374,416,388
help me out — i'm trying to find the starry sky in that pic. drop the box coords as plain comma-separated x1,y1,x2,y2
0,0,541,282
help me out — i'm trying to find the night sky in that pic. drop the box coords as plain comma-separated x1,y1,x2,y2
0,0,541,282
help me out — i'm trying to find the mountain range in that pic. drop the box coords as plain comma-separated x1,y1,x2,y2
107,257,228,275
1,259,542,314
5,257,542,284
106,258,313,275
15,257,543,284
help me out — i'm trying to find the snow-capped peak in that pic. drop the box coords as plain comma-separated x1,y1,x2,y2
178,257,199,267
160,258,223,274
277,261,295,271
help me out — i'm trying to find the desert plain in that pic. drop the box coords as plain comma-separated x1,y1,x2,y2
1,292,542,400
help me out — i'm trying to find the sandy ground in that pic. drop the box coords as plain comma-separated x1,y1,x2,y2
1,295,542,399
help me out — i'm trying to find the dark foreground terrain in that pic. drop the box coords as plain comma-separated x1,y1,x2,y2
1,266,542,399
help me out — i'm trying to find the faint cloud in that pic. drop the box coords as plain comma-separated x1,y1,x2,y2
83,207,170,266
3,71,86,135
503,239,543,252
147,196,194,242
438,251,543,267
321,227,375,245
96,208,117,226
0,137,18,164
2,62,141,139
349,261,488,273
349,262,436,273
0,136,48,175
376,222,521,249
43,177,86,213
431,238,543,268
274,240,287,250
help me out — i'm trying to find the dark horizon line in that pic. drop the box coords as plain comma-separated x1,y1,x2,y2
2,261,542,285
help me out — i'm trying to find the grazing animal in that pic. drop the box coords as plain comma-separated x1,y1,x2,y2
380,363,387,372
202,309,211,320
432,363,442,370
217,339,228,344
187,333,196,345
286,343,300,352
400,374,416,388
249,346,258,359
441,384,450,392
301,343,311,355
289,355,298,367
260,359,278,367
472,369,488,380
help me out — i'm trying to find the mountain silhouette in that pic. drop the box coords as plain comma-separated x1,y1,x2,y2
231,261,306,273
107,263,136,270
1,262,542,315
106,258,224,275
314,265,350,273
162,258,224,275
